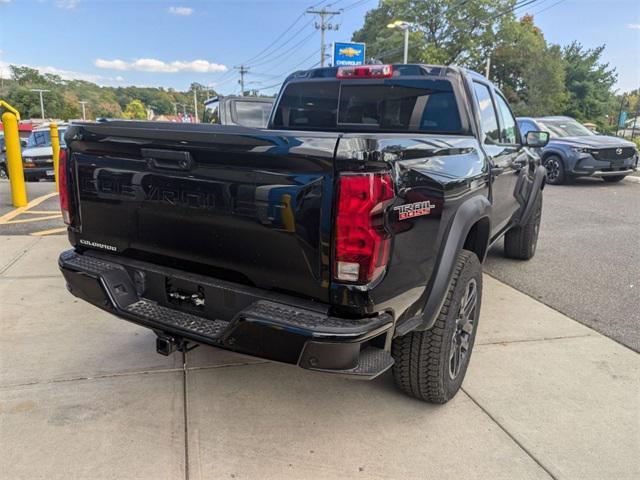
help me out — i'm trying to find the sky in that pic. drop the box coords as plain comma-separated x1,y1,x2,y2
0,0,639,95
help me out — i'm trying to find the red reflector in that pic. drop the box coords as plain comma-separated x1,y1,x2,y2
58,148,71,225
334,173,394,284
336,64,393,79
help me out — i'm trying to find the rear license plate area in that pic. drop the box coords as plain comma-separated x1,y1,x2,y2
165,277,205,312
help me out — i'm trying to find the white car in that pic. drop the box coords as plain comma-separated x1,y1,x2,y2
20,125,67,181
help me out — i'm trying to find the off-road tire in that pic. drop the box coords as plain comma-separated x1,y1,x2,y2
504,192,542,260
543,155,565,185
391,249,482,403
602,175,626,183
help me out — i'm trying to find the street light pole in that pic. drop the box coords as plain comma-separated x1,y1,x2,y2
403,27,409,64
79,101,88,120
30,89,50,120
193,89,199,123
386,21,412,64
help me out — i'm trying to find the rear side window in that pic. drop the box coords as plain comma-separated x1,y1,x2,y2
272,81,340,129
472,82,500,144
232,101,273,128
495,94,518,144
272,79,464,133
203,101,220,124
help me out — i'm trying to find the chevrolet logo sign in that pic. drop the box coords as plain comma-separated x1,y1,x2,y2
339,47,361,57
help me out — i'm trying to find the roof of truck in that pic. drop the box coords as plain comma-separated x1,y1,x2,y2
284,64,485,83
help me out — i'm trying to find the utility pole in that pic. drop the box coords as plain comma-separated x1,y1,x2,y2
30,89,50,120
79,101,88,120
234,65,249,96
485,56,491,79
307,7,341,67
192,89,199,123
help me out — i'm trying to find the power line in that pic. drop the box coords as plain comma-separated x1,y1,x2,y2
483,0,541,23
531,0,568,16
256,51,323,92
341,0,374,12
248,29,317,68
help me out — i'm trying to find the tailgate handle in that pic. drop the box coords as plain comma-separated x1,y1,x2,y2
142,148,193,171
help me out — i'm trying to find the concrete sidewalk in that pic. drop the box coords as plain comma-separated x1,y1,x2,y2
0,235,638,480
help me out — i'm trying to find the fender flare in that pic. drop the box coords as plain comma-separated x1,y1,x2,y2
416,195,492,331
519,165,546,225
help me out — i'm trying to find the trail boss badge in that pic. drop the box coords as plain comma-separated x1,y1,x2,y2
395,201,435,220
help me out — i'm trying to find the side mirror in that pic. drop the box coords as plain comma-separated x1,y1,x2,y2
524,130,549,148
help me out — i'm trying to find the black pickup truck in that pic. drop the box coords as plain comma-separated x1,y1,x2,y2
58,64,548,403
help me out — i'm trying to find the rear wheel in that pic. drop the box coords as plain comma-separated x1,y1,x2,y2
543,155,565,185
391,249,482,403
504,192,542,260
602,175,626,183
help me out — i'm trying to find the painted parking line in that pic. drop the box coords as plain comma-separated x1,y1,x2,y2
23,210,61,215
4,214,61,224
30,226,67,236
0,192,59,225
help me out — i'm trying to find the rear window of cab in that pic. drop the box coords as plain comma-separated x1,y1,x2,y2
272,79,464,134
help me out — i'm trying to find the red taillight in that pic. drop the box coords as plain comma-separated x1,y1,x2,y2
58,148,71,225
336,64,393,79
334,173,394,284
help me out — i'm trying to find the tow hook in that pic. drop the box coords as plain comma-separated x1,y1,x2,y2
155,333,198,356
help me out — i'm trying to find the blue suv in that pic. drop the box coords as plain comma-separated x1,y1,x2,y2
517,116,638,184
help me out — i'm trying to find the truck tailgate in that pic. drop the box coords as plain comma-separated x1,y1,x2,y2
66,122,338,302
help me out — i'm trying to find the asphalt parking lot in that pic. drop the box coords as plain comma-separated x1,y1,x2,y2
485,177,640,351
0,180,65,236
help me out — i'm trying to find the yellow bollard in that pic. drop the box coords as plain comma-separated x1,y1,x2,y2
2,111,27,207
50,122,60,191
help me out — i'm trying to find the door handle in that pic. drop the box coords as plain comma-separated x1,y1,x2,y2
142,148,193,171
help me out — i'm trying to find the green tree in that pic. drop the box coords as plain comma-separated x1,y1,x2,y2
562,42,617,122
123,99,147,120
352,0,514,67
490,15,567,116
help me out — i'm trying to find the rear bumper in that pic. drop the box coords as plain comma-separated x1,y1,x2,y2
23,166,55,180
59,249,394,379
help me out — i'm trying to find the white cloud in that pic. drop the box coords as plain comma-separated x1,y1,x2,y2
168,6,193,16
56,0,79,9
627,23,640,30
94,58,129,71
94,58,228,73
0,0,12,5
0,60,125,85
